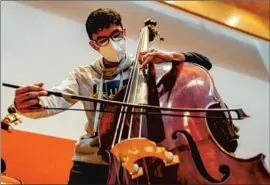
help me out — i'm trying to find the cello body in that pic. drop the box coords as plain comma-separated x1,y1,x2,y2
99,61,270,184
152,62,270,184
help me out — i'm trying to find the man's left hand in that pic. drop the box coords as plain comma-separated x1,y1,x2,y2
138,49,185,69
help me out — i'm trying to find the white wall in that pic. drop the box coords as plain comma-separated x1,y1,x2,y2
1,2,269,168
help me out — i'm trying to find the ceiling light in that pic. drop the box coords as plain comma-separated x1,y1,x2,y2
164,1,175,4
227,15,240,27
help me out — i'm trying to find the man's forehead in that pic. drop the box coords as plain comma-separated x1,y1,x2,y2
92,25,122,40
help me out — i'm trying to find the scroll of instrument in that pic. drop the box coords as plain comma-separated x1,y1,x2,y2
1,105,22,133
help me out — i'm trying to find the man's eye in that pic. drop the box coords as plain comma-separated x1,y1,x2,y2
113,32,124,39
97,38,107,44
112,33,121,38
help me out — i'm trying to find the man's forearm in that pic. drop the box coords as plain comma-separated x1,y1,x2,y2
171,52,212,70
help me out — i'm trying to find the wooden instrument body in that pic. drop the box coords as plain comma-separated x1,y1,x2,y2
99,62,270,184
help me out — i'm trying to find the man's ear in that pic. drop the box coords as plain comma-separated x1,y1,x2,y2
89,41,99,51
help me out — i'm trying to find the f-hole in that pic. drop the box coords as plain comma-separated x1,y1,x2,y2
206,102,239,153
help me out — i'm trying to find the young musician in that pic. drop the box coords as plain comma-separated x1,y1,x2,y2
13,8,212,184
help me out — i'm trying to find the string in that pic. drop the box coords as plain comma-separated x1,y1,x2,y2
137,27,151,139
111,32,143,147
126,26,150,140
114,27,146,145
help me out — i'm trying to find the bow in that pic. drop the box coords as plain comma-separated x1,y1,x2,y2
2,83,250,120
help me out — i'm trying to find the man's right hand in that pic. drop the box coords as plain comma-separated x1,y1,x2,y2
14,82,48,113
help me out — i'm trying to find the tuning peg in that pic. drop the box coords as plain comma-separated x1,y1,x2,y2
156,31,164,42
144,18,151,26
144,18,158,27
152,21,157,26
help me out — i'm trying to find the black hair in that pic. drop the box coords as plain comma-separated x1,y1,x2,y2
85,8,123,40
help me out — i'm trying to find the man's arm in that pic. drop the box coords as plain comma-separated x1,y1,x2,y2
139,50,212,70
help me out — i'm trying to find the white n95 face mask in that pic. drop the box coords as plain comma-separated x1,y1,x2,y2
99,39,126,63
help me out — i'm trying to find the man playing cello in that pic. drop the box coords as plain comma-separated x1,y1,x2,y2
12,8,212,184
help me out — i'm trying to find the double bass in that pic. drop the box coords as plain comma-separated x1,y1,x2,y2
97,19,270,184
2,19,270,184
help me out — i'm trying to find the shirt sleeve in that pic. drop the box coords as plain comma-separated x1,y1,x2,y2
182,52,212,70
